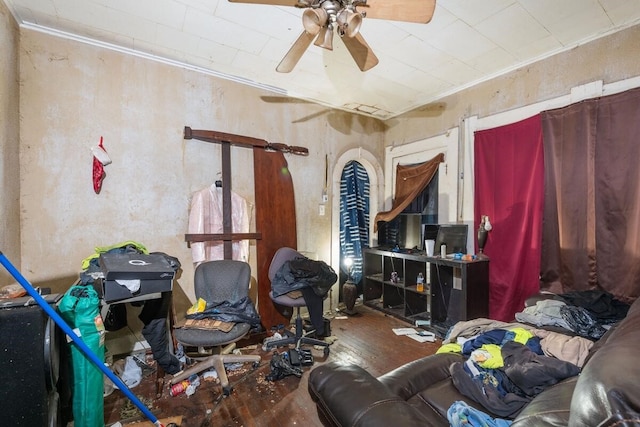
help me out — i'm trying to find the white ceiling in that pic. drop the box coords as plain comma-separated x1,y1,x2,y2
4,0,640,120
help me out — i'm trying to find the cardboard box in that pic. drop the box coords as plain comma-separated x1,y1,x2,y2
98,253,175,303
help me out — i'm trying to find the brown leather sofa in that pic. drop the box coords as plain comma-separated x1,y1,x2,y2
308,296,640,426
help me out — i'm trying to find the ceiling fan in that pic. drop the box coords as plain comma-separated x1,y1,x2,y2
228,0,436,73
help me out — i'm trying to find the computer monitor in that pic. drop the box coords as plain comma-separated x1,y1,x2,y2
377,214,426,250
434,224,468,254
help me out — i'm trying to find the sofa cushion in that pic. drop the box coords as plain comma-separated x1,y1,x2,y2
511,376,577,426
379,353,463,399
415,378,482,421
379,352,515,422
309,362,438,427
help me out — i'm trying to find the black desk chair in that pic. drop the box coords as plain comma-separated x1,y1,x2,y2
265,247,330,357
171,260,260,396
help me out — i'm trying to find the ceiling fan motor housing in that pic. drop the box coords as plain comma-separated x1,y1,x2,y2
305,1,363,38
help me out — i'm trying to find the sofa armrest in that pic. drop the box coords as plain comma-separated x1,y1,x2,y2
569,298,640,426
309,362,442,427
379,353,464,400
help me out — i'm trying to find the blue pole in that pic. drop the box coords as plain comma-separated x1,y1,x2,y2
0,252,163,427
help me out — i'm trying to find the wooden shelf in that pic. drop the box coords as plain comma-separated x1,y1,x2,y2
363,247,489,328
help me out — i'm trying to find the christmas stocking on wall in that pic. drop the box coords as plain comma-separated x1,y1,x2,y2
92,136,111,194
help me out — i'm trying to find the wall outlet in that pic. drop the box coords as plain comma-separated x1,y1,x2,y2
319,204,325,216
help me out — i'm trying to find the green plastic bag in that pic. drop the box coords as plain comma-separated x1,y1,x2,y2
59,284,105,427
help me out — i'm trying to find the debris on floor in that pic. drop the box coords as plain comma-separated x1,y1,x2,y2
119,394,155,420
120,415,182,427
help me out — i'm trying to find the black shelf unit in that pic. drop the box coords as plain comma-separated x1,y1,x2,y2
363,248,489,329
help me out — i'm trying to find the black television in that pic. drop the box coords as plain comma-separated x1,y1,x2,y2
434,224,468,255
377,215,439,250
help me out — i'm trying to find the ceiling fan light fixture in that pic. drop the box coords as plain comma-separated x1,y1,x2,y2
302,8,328,34
337,9,362,38
314,25,334,50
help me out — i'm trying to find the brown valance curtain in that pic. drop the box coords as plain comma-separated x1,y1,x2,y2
374,153,444,231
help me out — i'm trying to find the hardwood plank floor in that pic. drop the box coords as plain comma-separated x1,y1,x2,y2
104,305,442,427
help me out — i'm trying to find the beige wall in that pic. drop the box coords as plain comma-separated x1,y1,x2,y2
386,23,640,146
6,18,640,308
0,1,20,286
17,30,385,302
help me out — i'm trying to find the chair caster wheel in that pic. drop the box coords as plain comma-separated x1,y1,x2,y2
223,385,233,396
323,346,330,357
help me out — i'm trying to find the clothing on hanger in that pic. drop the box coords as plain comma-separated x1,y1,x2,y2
188,183,251,263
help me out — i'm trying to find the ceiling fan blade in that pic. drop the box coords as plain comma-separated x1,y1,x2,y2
276,31,315,73
360,0,436,24
228,0,302,6
314,27,326,48
341,33,379,71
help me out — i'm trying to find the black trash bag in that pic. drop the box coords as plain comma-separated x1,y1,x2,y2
265,351,302,381
560,305,606,340
103,303,128,331
186,296,262,332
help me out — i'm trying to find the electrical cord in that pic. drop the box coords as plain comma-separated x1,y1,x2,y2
386,255,405,310
434,262,450,323
389,255,397,277
389,282,404,310
126,324,151,352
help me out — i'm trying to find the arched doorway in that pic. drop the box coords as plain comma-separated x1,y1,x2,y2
330,149,384,312
339,160,370,298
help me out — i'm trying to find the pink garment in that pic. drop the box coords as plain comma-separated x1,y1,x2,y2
188,184,250,264
534,329,594,368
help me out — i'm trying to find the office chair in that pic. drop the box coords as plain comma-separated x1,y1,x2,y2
265,247,330,357
170,260,261,396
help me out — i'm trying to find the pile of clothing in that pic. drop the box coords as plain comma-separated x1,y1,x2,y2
515,290,629,340
442,327,580,419
439,290,630,423
271,255,337,336
80,241,182,374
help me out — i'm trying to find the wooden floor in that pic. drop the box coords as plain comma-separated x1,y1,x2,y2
104,304,442,427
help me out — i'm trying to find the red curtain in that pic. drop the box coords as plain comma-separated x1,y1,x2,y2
474,115,544,321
